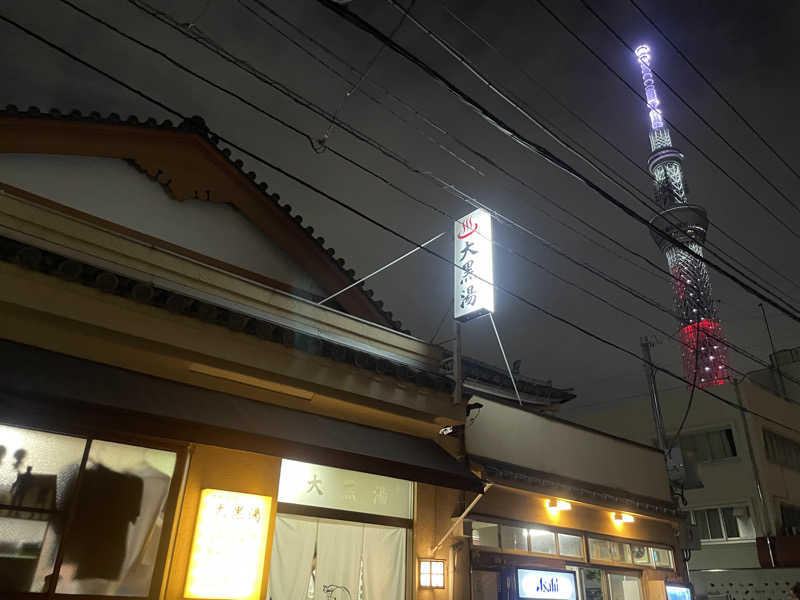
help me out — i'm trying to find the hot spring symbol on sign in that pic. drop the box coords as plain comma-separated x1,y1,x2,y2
517,569,577,600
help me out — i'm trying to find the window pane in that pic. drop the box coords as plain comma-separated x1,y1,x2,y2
501,525,528,552
56,440,177,596
528,528,556,555
432,573,444,588
558,533,583,557
724,429,738,457
0,425,86,512
708,509,724,539
582,568,605,600
432,561,444,575
0,424,87,593
610,542,632,563
588,538,612,561
721,507,741,538
608,574,643,600
631,544,651,566
652,547,673,568
471,521,499,548
420,573,431,587
693,510,710,539
0,511,64,593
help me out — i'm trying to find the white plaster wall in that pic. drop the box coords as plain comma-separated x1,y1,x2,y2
465,397,672,501
0,154,325,295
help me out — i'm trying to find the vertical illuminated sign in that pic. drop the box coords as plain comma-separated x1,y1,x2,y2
185,489,272,600
454,208,494,321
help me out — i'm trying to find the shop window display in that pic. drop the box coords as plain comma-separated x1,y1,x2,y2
0,424,178,596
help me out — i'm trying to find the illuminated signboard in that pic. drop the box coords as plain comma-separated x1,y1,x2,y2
454,208,494,322
185,489,272,600
517,569,577,600
666,585,692,600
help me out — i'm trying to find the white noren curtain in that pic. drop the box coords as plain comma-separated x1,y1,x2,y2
315,520,363,600
362,524,406,600
267,515,318,600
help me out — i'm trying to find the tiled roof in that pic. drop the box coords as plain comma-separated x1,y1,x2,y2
0,105,406,332
0,233,576,404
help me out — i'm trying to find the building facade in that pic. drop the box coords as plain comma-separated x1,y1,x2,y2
565,369,800,600
0,108,685,600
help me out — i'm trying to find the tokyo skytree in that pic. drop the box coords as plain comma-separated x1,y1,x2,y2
635,44,728,387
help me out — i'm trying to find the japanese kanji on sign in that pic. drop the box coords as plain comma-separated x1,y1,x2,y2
454,208,494,321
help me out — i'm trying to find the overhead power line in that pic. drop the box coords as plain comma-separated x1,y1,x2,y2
438,1,800,308
531,0,800,247
3,8,798,438
102,0,788,372
627,0,800,184
578,0,800,217
142,0,674,289
313,0,800,324
380,0,800,320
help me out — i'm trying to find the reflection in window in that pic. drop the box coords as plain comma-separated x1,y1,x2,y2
0,425,85,593
608,574,642,600
588,538,612,561
528,528,556,555
609,542,632,564
631,544,651,566
501,525,528,552
582,568,605,600
558,533,583,558
0,424,178,596
471,521,500,548
652,547,673,569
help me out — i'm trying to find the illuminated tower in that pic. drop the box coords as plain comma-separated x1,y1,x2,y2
635,44,728,387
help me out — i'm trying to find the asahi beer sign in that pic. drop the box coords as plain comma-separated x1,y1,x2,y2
517,569,577,600
454,208,494,322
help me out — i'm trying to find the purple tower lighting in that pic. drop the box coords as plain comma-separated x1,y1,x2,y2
634,45,729,387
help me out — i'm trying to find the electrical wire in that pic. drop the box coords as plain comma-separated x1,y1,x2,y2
140,0,672,289
438,0,800,308
626,0,800,184
368,0,800,321
3,8,800,438
316,0,417,150
579,0,800,217
378,0,800,324
67,0,800,384
530,0,800,247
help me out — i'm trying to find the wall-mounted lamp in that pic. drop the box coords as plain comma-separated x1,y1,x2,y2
612,512,635,524
419,559,446,589
546,499,572,514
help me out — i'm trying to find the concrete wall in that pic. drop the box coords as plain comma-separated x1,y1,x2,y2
0,154,324,295
466,398,672,502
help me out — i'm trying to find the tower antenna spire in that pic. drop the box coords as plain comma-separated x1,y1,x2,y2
635,44,729,388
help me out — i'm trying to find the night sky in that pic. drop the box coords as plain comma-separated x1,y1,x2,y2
3,0,799,410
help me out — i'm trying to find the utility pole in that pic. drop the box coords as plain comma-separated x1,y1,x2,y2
640,336,667,452
759,303,788,400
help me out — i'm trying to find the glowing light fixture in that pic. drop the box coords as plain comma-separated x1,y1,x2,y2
612,512,635,524
547,499,572,514
185,489,272,600
419,559,446,589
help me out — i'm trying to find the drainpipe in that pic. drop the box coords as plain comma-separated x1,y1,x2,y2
733,380,775,567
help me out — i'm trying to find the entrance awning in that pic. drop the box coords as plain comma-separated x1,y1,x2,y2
0,339,483,493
